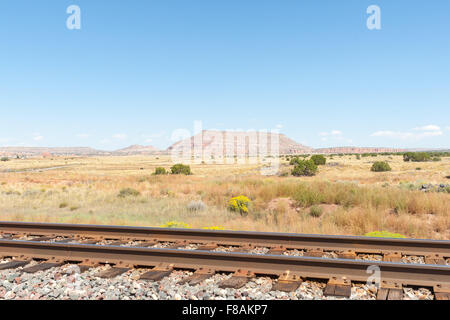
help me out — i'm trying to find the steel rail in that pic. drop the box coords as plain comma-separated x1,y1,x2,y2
0,221,449,257
0,239,449,288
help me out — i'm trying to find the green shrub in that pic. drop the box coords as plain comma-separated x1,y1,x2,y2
170,163,192,175
403,152,431,162
364,231,406,238
310,155,326,166
309,205,323,217
291,160,318,177
118,188,141,198
371,161,391,172
356,154,361,160
432,157,441,162
228,195,251,215
0,157,9,162
153,167,167,175
59,202,68,208
289,157,301,165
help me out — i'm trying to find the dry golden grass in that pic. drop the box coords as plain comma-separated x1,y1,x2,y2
0,154,449,239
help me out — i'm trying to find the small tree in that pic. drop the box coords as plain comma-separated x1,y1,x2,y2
153,167,167,175
310,155,326,165
291,160,318,176
289,157,301,165
171,163,192,175
371,161,392,172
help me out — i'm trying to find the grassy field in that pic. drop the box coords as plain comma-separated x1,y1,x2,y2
0,154,449,239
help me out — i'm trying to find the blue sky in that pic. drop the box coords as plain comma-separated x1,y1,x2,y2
1,1,449,150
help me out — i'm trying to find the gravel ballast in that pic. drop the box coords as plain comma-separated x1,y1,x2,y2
0,260,435,300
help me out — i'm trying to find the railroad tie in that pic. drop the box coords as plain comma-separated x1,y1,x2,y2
140,263,174,281
219,270,255,289
54,238,75,243
196,243,218,251
337,250,357,260
233,244,255,253
22,258,64,273
271,271,303,292
133,240,159,247
29,236,56,242
109,240,129,246
79,239,101,245
304,248,324,257
376,281,403,300
178,268,215,285
434,284,450,300
382,251,402,263
0,259,31,271
323,277,352,298
167,240,189,249
425,254,446,265
96,262,133,278
268,246,287,255
76,259,100,273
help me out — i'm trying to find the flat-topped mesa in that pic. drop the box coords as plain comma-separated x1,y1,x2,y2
113,145,160,155
313,147,408,154
166,130,314,156
0,147,106,157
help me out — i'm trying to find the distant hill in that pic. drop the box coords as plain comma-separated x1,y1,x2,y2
0,147,107,157
314,146,407,154
112,145,160,155
167,130,313,155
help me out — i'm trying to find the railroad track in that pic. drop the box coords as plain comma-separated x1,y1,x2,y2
0,221,449,300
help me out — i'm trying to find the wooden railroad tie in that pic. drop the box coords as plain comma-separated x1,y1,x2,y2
268,246,287,255
178,268,215,285
22,258,64,274
0,256,31,271
219,269,255,289
337,250,357,260
434,284,450,300
76,259,100,273
304,248,324,257
323,277,352,298
425,254,445,265
376,281,403,300
272,271,303,292
196,242,218,251
167,240,189,249
233,244,255,253
382,251,402,262
134,239,159,247
96,262,133,278
140,263,174,281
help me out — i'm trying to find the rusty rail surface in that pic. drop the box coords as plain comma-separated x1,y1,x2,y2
0,239,449,288
0,221,449,257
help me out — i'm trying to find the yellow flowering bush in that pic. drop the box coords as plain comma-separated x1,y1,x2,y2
228,195,251,216
160,221,191,229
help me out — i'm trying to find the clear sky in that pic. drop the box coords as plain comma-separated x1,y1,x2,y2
1,1,449,150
